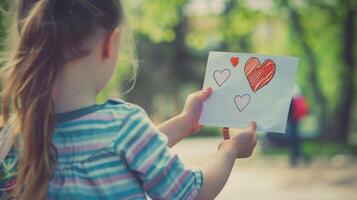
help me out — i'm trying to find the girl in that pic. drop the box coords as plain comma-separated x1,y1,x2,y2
0,0,257,199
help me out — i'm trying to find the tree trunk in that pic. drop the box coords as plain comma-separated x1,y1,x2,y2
331,4,355,142
285,1,328,138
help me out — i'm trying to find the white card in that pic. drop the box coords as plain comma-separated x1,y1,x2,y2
199,51,299,133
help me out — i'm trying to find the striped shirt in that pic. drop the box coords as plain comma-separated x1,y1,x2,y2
47,99,203,199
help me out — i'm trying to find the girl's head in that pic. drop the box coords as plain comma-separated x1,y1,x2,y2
1,0,132,199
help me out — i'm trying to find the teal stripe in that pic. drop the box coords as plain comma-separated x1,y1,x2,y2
56,150,116,166
55,99,126,123
56,118,118,128
146,158,184,195
56,163,128,180
56,103,106,123
175,172,196,199
55,107,128,128
124,122,150,151
134,135,169,174
113,110,144,151
53,125,121,142
48,183,145,200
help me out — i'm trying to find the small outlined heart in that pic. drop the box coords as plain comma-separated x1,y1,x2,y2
234,94,251,112
213,69,231,87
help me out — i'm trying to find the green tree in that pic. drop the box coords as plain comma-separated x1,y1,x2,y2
0,0,10,51
281,0,356,142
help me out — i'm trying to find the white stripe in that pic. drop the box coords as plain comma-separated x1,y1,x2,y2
139,145,170,178
49,178,138,190
161,170,187,197
54,134,116,147
175,174,196,199
85,156,120,168
55,120,124,132
57,163,127,176
90,165,127,177
115,112,148,151
126,123,151,159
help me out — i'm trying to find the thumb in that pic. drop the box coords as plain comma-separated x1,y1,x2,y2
198,87,212,101
247,121,257,132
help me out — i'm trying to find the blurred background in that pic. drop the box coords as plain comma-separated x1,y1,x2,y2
0,0,356,199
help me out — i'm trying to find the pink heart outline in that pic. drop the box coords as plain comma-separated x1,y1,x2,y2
234,94,251,112
213,69,231,87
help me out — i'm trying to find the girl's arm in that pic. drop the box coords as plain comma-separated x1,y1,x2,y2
158,88,212,147
157,113,191,148
121,105,256,200
196,123,257,200
196,148,235,200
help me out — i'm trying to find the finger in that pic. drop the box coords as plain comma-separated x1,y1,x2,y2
248,121,257,132
198,87,212,101
241,122,256,133
205,87,213,97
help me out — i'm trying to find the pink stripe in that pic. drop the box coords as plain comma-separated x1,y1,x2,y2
185,186,199,200
140,150,164,173
166,171,190,198
140,146,174,173
51,173,132,187
143,155,178,190
126,131,155,163
57,143,108,154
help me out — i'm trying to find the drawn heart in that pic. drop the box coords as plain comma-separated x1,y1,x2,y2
231,57,239,67
245,57,276,93
213,69,231,87
234,94,251,112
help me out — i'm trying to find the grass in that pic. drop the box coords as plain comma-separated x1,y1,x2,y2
262,139,357,157
188,126,221,138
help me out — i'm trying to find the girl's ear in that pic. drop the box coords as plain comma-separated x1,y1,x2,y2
102,28,121,59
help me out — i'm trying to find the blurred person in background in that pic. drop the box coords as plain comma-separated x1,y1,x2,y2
287,85,310,167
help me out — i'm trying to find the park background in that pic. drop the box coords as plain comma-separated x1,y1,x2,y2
0,0,356,199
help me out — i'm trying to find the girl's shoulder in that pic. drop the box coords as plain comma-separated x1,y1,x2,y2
105,98,147,116
106,98,141,109
55,99,147,124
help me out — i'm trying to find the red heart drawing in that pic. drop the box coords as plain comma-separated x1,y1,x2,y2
231,57,239,67
245,57,276,93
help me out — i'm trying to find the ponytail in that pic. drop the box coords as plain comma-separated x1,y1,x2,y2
1,0,126,199
3,1,58,199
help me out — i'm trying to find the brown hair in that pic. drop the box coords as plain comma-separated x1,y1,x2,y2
0,0,130,199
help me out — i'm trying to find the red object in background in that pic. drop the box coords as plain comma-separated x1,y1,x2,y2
292,96,309,121
222,127,230,140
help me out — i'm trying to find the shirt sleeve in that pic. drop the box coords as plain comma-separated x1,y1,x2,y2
114,105,203,200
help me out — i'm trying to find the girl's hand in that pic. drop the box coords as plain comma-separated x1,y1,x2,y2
196,122,257,200
218,122,257,159
180,87,213,135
